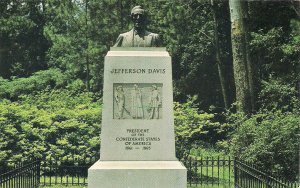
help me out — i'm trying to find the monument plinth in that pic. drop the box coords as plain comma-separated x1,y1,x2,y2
88,48,187,188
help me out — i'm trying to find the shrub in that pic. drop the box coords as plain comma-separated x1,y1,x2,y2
229,110,299,180
0,89,101,162
174,96,221,160
0,69,67,100
259,78,299,112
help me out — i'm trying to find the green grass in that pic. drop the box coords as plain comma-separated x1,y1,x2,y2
39,186,231,188
188,185,234,188
192,165,234,182
39,163,234,187
40,185,232,188
190,146,230,158
40,185,229,188
39,176,87,185
40,185,233,188
40,186,86,188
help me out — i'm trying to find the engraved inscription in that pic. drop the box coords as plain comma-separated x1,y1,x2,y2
115,129,161,151
110,68,166,74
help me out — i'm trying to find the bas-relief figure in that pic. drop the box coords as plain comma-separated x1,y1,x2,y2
115,86,125,119
131,84,144,119
113,6,160,47
148,85,161,119
113,83,162,120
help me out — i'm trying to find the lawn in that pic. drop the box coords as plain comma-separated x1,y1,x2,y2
40,186,86,188
40,185,233,188
39,162,234,187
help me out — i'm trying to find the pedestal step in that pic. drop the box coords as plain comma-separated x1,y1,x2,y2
88,160,187,188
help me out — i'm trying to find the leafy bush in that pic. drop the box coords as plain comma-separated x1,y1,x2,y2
0,89,101,162
222,74,300,181
229,110,299,180
259,78,299,112
0,69,67,100
174,97,221,160
1,92,226,163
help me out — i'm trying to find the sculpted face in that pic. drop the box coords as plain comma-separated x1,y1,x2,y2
131,6,146,32
132,13,145,30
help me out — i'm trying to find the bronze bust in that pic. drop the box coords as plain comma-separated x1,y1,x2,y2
113,6,160,47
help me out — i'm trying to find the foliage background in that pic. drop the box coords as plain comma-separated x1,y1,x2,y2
0,0,299,180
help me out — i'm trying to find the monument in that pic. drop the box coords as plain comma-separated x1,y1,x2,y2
88,5,187,188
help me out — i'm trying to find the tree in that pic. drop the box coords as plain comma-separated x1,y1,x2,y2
44,0,89,84
44,0,132,92
211,0,235,109
0,0,49,78
229,0,255,113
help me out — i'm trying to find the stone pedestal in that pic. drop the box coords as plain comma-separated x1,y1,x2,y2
88,48,187,188
89,161,186,188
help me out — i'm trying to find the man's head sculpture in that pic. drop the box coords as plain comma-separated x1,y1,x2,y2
131,6,146,33
113,5,161,47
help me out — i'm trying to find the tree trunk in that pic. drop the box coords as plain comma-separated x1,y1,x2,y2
243,2,256,112
85,0,90,92
211,0,230,109
229,0,255,113
119,0,124,30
